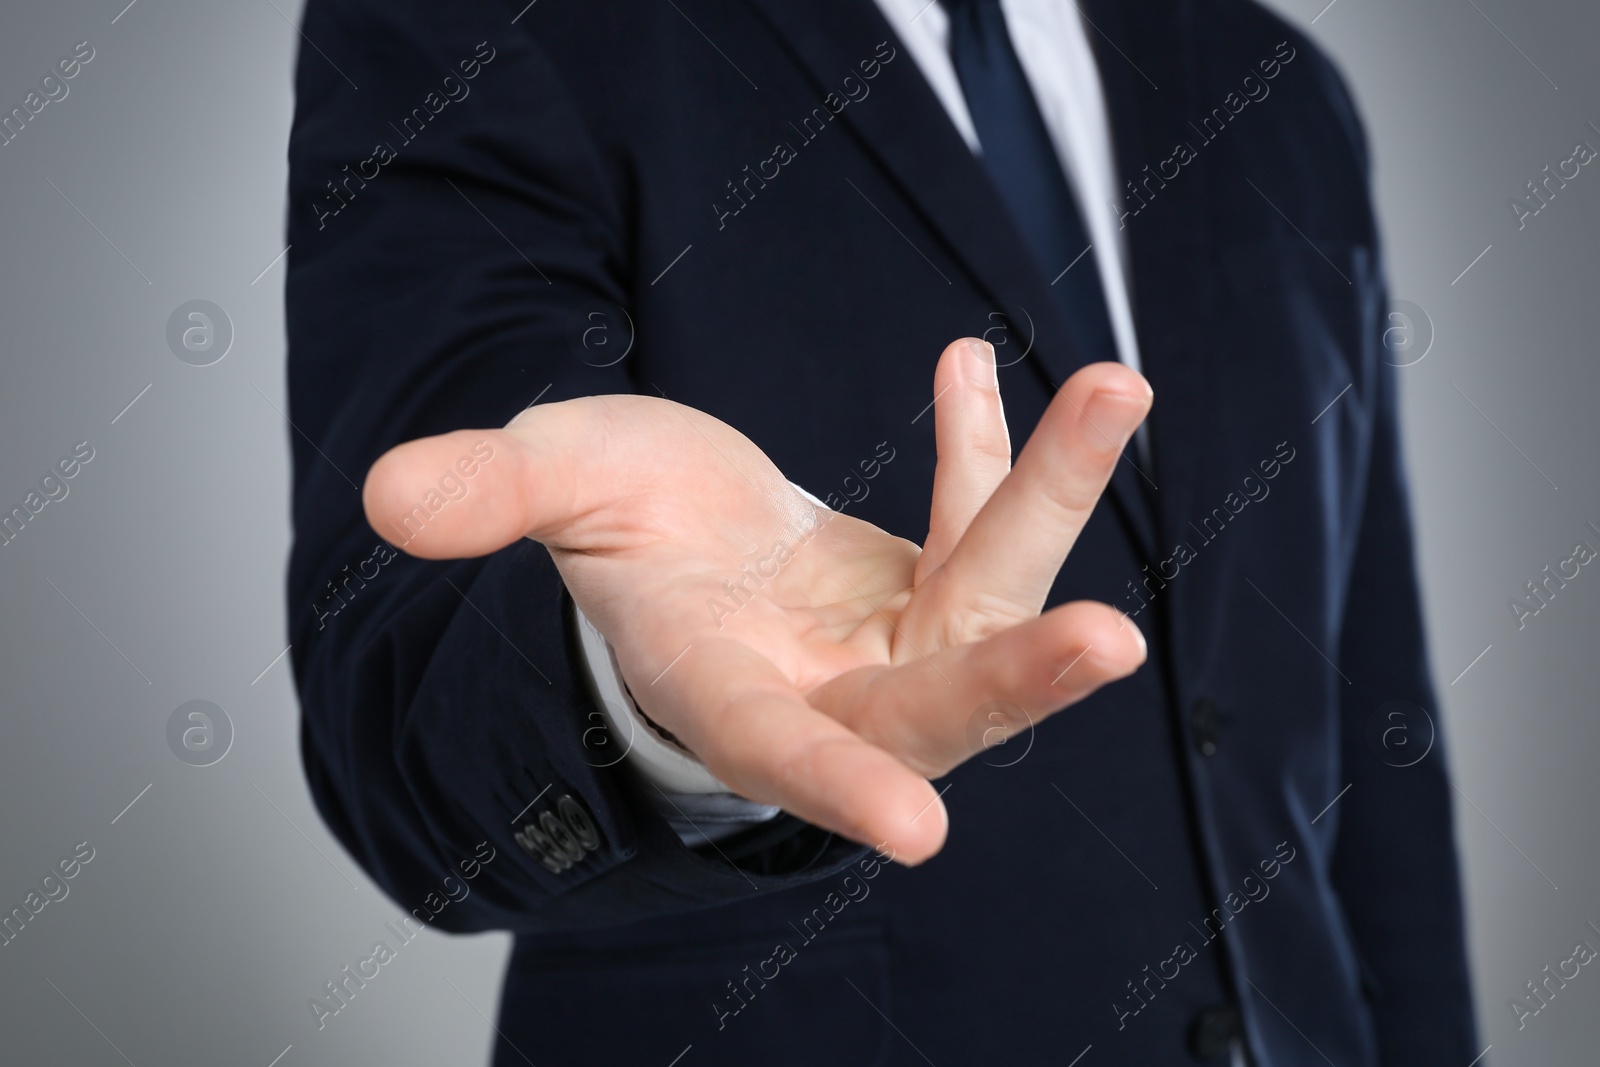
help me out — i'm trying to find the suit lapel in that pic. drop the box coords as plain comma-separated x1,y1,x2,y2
742,0,1169,560
1079,0,1214,564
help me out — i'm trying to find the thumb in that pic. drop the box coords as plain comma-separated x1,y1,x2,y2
363,423,566,559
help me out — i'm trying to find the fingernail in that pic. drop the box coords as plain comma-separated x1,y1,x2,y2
1080,389,1147,455
964,338,998,385
1127,615,1148,662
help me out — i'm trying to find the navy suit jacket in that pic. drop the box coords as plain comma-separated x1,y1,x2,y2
284,0,1478,1062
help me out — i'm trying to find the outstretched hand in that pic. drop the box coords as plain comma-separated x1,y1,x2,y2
363,339,1152,865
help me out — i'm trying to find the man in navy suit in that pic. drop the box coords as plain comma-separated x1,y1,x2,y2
285,0,1478,1062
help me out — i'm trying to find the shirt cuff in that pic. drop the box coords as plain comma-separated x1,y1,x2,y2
570,598,782,846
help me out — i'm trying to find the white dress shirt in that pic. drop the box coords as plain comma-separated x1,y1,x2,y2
876,0,1143,375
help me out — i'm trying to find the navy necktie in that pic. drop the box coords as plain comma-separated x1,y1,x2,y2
941,0,1118,369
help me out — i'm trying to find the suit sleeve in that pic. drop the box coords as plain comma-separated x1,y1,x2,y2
1329,347,1479,1062
1326,169,1481,1067
284,0,861,936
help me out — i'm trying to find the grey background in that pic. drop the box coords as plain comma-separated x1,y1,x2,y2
0,0,1594,1063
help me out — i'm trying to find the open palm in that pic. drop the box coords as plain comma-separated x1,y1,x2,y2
363,339,1152,864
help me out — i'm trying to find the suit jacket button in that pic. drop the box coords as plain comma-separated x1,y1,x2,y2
515,823,571,873
540,809,586,863
1187,1003,1240,1061
557,794,602,851
1191,698,1221,756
